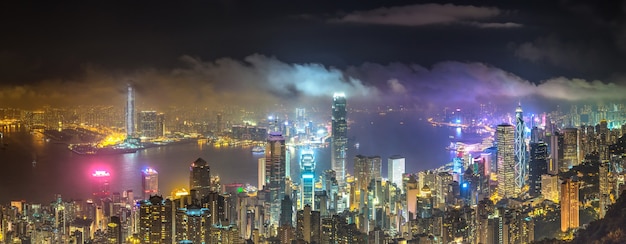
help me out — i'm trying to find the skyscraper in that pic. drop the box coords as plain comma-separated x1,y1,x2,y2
514,105,527,193
126,84,135,137
92,170,111,199
561,128,580,171
266,132,286,226
300,149,316,209
388,155,405,193
138,111,158,139
528,142,548,198
497,124,516,199
138,195,173,243
142,168,159,200
353,155,382,192
560,178,579,232
189,158,211,201
331,93,348,186
258,157,265,189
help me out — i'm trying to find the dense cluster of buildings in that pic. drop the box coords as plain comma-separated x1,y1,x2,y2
2,87,626,243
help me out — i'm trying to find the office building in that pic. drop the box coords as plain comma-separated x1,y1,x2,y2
266,132,286,226
528,142,548,198
497,124,516,199
258,157,265,189
560,178,579,232
138,111,158,139
353,155,382,192
92,170,111,199
300,149,316,209
331,93,348,186
126,84,135,137
190,158,211,201
562,128,581,171
388,156,405,193
514,105,527,192
142,168,159,200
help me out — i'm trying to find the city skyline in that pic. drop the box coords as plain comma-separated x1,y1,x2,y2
2,1,626,243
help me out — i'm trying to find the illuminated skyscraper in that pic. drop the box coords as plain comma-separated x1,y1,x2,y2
496,124,516,198
388,155,405,192
92,170,111,199
142,168,159,199
560,178,579,232
514,105,527,193
331,93,348,186
266,132,286,226
138,195,173,243
300,149,316,209
190,158,211,200
126,84,135,137
175,205,210,243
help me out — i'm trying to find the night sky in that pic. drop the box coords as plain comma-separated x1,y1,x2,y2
1,0,625,110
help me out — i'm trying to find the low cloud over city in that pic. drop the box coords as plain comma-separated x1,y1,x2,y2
1,54,625,110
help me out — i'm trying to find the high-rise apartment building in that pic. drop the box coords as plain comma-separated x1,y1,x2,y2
497,124,516,198
331,93,348,186
296,204,321,243
175,205,210,243
266,132,286,226
388,156,405,193
189,158,211,201
142,168,159,200
138,195,173,243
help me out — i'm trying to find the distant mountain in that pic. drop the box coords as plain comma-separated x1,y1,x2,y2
571,190,626,244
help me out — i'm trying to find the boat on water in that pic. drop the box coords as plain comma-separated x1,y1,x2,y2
251,145,265,153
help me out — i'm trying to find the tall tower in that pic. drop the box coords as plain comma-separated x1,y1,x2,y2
528,142,548,198
387,155,405,193
300,149,316,209
514,105,527,194
190,158,211,201
266,132,286,226
331,93,348,186
142,168,159,200
560,178,579,232
126,84,135,137
497,124,516,199
561,128,580,171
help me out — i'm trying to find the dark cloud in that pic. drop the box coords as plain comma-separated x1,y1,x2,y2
333,3,521,28
513,36,608,71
